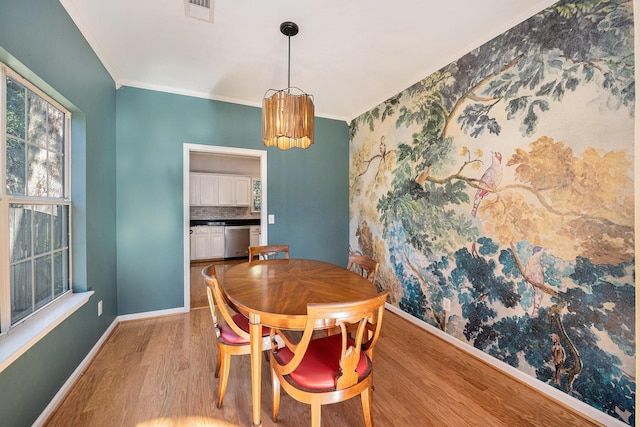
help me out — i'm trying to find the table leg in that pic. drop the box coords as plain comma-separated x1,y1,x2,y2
249,312,262,427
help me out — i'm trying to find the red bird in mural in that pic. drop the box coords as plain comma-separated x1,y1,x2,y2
471,151,503,217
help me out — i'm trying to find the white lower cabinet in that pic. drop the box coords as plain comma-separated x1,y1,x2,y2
190,226,225,260
210,227,225,258
250,225,261,247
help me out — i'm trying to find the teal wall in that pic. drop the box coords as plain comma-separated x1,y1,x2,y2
116,87,350,314
0,1,117,426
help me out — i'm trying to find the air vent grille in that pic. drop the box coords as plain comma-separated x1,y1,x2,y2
190,0,210,7
184,0,214,23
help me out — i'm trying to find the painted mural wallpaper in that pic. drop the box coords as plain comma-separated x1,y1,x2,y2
349,0,635,424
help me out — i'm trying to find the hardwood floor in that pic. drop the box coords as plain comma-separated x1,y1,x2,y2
190,259,244,310
44,301,603,426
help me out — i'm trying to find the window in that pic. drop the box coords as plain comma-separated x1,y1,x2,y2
1,65,72,333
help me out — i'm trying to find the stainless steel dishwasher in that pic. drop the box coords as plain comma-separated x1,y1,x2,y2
224,225,251,259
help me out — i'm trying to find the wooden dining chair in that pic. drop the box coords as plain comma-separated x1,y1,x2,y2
201,265,271,408
347,254,379,284
269,290,389,427
249,244,290,261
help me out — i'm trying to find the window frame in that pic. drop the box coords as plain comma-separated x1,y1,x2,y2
0,63,73,334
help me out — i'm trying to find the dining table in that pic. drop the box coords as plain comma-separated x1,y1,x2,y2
220,257,380,427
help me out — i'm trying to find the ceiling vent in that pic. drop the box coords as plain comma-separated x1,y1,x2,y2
184,0,214,23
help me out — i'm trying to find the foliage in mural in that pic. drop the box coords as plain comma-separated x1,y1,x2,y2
349,0,635,424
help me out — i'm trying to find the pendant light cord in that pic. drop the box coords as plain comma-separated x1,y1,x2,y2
287,34,291,92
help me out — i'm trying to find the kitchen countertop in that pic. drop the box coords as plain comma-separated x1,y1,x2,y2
190,219,261,227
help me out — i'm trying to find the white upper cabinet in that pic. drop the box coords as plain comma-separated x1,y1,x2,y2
234,176,251,206
217,175,234,206
190,173,250,206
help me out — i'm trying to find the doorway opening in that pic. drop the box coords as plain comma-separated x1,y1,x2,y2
182,144,268,311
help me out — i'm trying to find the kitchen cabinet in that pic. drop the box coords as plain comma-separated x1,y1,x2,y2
200,174,219,205
210,227,225,258
190,226,225,260
250,225,261,247
190,173,219,206
218,176,250,206
190,173,249,207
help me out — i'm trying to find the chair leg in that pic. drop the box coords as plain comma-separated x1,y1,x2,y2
214,349,222,378
217,352,231,408
272,370,281,422
361,387,373,427
311,403,321,427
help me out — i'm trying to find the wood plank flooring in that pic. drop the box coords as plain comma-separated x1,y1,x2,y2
190,259,243,310
44,303,603,426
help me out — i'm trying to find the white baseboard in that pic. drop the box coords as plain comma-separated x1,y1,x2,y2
384,303,627,427
32,306,187,426
117,306,187,322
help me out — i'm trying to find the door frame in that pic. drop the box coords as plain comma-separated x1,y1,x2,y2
182,143,268,311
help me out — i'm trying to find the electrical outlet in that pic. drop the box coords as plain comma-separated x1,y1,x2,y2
442,297,451,312
98,300,103,317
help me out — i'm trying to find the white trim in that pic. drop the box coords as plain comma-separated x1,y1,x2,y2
0,291,93,373
117,307,185,322
182,143,268,312
384,304,628,427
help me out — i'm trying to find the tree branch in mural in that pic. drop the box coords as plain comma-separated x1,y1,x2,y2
549,303,583,393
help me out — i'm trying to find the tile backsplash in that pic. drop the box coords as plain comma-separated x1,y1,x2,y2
190,206,260,220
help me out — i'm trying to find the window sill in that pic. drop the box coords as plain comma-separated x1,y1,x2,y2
0,291,94,373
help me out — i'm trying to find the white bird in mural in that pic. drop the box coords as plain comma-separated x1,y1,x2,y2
470,151,503,217
525,246,544,318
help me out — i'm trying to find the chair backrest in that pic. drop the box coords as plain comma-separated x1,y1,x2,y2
249,244,290,261
202,264,250,341
272,290,389,387
347,254,379,284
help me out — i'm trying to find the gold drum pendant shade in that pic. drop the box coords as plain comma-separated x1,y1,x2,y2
262,21,314,150
262,88,314,150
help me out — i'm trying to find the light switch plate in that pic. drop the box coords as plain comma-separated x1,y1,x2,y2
268,214,275,224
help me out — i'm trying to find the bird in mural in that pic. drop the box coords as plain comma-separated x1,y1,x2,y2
550,333,566,385
470,151,503,217
525,246,544,318
356,135,397,180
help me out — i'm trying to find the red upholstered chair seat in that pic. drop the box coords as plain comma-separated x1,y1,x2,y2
274,334,370,390
219,313,270,345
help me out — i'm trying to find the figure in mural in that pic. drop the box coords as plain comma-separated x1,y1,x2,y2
550,333,566,386
355,135,397,182
349,0,635,424
470,151,502,217
524,246,544,318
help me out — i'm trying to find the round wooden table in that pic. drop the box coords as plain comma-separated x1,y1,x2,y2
220,258,379,427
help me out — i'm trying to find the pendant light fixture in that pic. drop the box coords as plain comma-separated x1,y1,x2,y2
262,21,314,150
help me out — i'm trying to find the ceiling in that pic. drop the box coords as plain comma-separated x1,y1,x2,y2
60,0,556,122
